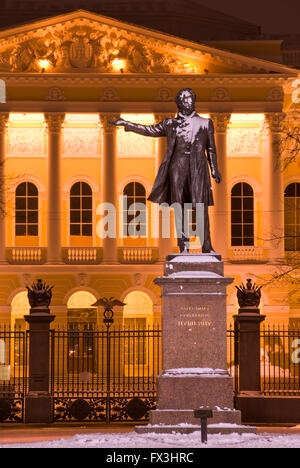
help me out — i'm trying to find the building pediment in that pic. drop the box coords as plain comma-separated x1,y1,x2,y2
0,10,297,75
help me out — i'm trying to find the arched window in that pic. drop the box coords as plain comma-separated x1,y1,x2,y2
15,182,38,236
123,291,154,328
284,183,300,251
123,182,147,237
70,182,93,236
231,182,254,246
11,291,30,329
67,291,97,374
123,291,154,376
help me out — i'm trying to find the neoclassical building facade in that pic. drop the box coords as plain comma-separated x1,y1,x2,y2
0,10,299,330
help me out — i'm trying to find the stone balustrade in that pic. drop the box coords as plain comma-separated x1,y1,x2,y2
228,246,268,264
62,247,102,264
7,247,47,264
118,247,158,264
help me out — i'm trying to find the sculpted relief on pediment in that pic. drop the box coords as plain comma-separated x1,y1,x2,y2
0,23,202,74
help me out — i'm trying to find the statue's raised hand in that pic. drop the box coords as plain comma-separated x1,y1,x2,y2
109,118,126,126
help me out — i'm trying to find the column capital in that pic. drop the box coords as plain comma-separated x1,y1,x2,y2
153,113,172,124
0,113,9,135
44,113,65,133
210,113,231,133
99,113,120,134
265,112,286,133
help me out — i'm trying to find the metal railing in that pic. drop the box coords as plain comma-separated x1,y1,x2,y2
50,326,162,397
261,325,300,396
227,324,300,396
0,326,28,422
1,324,300,423
0,326,28,397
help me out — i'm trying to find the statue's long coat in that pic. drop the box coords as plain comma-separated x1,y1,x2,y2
124,115,218,208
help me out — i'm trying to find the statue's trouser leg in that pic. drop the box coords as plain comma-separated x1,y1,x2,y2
202,204,214,252
169,154,190,250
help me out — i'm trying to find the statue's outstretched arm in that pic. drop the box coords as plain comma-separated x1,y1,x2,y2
110,118,166,138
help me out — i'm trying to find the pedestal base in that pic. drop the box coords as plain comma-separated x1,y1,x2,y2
135,369,256,435
137,254,255,435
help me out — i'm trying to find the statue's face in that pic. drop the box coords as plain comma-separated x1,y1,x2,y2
177,90,195,115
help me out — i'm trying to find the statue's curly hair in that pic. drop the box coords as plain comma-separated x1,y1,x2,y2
175,88,197,107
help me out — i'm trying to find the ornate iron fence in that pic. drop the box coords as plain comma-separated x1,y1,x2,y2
227,324,300,396
0,326,28,422
1,324,300,423
50,326,162,423
261,326,300,396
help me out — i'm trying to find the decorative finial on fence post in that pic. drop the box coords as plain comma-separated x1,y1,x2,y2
26,279,54,312
235,278,262,309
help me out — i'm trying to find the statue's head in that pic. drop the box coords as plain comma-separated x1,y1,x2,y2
175,88,196,115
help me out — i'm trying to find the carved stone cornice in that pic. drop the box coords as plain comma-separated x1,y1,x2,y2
210,113,231,133
45,87,66,101
0,113,9,135
99,113,120,134
44,113,65,133
265,112,286,133
211,87,231,102
155,88,174,102
100,87,120,102
0,74,296,89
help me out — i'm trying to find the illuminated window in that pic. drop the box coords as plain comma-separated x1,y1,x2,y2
15,182,38,236
284,183,300,251
231,183,254,246
67,291,97,374
70,182,93,236
123,182,147,237
123,291,154,371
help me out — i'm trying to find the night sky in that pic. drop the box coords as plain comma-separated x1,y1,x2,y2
194,0,300,34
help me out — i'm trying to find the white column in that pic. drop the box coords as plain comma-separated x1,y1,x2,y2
265,112,285,261
99,113,118,264
44,113,65,264
0,113,9,264
154,113,174,261
210,113,231,258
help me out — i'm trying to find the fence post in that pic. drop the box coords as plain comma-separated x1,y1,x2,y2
24,280,55,423
233,279,265,394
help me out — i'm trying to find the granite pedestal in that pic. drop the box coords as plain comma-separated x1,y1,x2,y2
136,254,256,435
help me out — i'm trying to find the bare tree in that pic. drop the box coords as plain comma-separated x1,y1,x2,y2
280,115,300,169
259,114,300,298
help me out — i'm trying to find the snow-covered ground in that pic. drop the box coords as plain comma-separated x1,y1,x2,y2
1,429,300,448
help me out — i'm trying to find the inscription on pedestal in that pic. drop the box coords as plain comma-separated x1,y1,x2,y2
178,305,212,328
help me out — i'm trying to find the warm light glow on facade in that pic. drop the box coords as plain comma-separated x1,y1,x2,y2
9,113,45,123
38,59,51,71
64,114,100,124
112,58,127,72
230,114,265,124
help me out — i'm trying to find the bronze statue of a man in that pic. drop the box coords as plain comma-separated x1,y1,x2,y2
111,88,222,253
